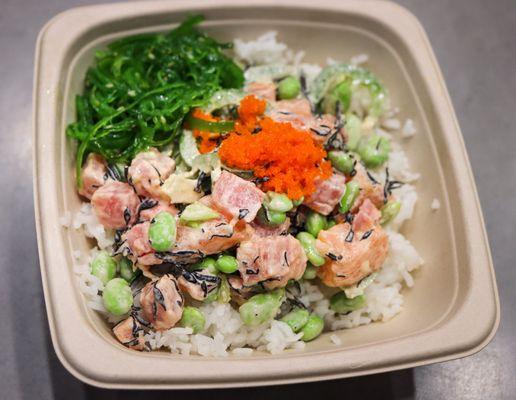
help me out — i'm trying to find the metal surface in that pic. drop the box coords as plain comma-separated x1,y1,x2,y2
0,0,514,398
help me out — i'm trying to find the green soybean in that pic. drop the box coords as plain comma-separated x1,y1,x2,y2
330,292,366,313
302,265,318,280
281,308,310,333
118,257,136,283
357,135,390,168
203,288,219,303
217,275,231,304
328,151,354,174
216,255,239,274
179,201,219,223
239,289,285,327
296,232,325,267
278,76,301,100
292,196,304,207
180,306,205,334
257,206,287,226
339,181,361,214
190,257,218,275
149,211,176,252
102,278,133,315
327,219,337,229
300,314,324,342
306,211,328,238
380,200,401,225
90,250,117,285
266,192,294,213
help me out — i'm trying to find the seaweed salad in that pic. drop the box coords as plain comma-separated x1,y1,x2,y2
67,15,244,185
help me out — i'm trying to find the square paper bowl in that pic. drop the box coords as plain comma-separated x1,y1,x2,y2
33,0,499,389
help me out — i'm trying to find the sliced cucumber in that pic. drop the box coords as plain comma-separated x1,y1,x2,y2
179,130,200,167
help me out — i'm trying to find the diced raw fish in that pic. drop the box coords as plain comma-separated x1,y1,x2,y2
128,148,175,199
78,153,108,200
304,173,346,215
140,275,183,331
246,81,276,102
316,201,388,287
237,234,307,289
91,181,140,229
211,171,265,222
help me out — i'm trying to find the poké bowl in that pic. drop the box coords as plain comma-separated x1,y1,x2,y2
33,0,499,389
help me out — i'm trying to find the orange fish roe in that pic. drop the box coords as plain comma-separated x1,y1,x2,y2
237,94,267,128
219,95,332,199
190,109,221,153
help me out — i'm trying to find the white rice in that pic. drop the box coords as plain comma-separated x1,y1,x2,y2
387,147,421,183
381,118,401,131
71,202,114,249
62,31,425,357
234,31,289,66
232,347,254,357
59,210,72,227
431,198,441,211
402,118,417,138
350,53,369,66
142,302,305,356
330,334,342,345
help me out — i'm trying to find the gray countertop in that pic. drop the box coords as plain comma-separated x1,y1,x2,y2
1,0,514,398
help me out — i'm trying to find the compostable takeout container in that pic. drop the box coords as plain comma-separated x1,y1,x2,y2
33,0,499,389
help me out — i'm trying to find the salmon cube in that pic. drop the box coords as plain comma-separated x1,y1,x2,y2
211,171,265,222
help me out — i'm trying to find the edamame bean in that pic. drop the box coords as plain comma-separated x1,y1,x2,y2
180,307,205,334
216,255,239,274
300,314,324,342
296,232,325,267
239,289,285,327
302,265,318,280
322,80,352,114
357,135,390,168
327,219,337,229
90,250,116,285
380,200,401,225
266,192,294,213
203,287,219,303
257,206,287,226
339,181,360,214
278,76,301,100
306,211,328,237
217,275,231,304
200,257,218,274
280,308,310,333
330,292,365,313
180,202,219,223
328,151,354,174
191,257,218,275
102,278,133,315
292,196,304,207
118,256,136,282
149,211,176,252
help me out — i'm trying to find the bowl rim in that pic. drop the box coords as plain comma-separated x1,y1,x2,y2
33,0,499,389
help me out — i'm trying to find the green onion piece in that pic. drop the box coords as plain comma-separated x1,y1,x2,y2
180,202,220,223
380,200,401,225
186,113,235,133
